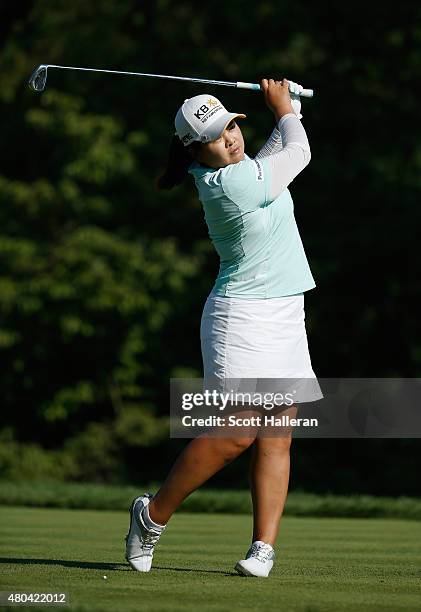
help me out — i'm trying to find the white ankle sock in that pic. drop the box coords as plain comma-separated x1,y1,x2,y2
142,503,165,530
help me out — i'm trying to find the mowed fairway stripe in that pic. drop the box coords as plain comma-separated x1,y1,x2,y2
0,506,420,611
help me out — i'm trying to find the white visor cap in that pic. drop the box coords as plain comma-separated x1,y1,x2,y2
175,94,246,146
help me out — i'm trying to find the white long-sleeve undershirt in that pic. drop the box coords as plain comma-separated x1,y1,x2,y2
254,113,311,201
255,125,284,158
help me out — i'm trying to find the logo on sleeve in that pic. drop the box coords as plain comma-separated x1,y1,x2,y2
254,159,264,181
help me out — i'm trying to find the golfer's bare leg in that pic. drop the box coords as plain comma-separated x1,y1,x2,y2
249,405,297,546
148,433,255,526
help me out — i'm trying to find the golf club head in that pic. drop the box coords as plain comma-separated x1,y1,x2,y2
28,65,48,92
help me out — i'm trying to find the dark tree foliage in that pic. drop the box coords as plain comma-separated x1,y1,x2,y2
0,1,420,492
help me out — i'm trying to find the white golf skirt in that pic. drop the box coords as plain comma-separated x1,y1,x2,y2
200,291,323,402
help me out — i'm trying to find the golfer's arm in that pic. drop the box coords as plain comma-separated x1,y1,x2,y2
255,125,283,160
267,113,311,200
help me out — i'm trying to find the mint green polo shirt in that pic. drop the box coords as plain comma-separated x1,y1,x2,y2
189,154,316,298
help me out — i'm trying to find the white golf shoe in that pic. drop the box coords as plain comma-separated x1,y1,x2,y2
235,540,275,577
125,493,166,572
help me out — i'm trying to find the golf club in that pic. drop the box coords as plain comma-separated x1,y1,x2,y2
28,64,314,97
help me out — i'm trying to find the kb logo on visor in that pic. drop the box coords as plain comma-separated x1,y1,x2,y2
194,98,218,120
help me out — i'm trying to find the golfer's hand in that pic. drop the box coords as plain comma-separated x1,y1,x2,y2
288,80,303,119
260,78,294,121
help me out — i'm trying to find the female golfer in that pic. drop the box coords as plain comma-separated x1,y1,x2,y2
125,78,321,577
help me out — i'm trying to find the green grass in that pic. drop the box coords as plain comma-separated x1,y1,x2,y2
0,507,420,611
1,481,421,519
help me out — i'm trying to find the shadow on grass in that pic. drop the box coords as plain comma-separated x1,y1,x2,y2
0,557,237,576
154,565,238,576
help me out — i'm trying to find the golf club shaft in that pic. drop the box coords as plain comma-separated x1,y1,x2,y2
29,64,314,97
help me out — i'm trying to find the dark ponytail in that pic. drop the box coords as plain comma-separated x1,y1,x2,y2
157,135,200,190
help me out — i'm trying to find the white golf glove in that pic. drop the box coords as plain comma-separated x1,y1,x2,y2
287,80,304,119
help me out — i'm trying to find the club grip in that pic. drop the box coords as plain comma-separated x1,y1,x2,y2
236,82,261,91
236,82,314,98
301,88,313,98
